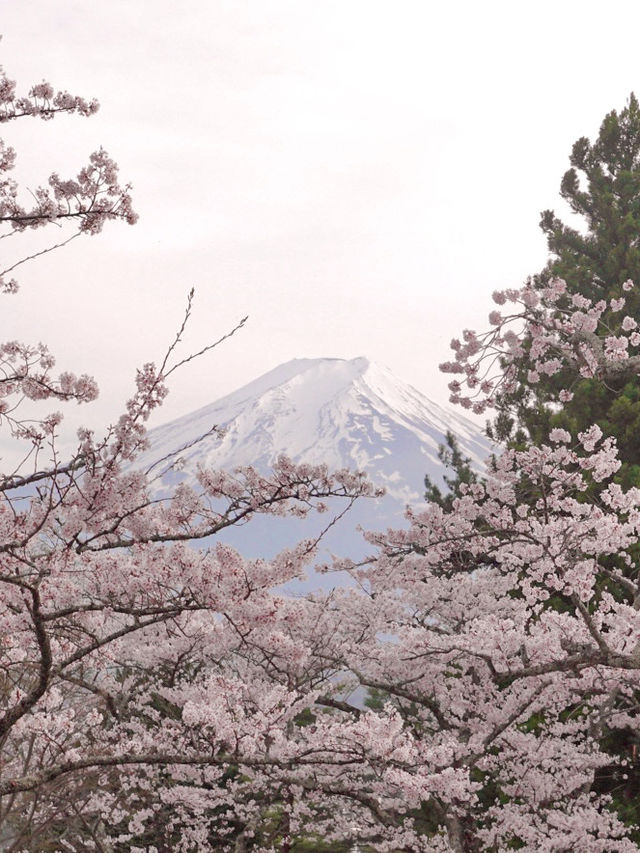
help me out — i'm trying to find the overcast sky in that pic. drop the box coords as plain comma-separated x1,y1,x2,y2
3,1,640,449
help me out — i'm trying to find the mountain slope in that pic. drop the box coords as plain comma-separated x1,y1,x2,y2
139,357,491,567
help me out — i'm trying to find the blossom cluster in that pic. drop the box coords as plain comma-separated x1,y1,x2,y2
0,72,136,301
0,67,99,122
0,145,138,237
440,277,639,412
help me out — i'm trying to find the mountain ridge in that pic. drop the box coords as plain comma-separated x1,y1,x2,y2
141,357,487,491
138,357,491,567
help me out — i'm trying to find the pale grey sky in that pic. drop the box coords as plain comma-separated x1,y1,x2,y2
2,1,640,448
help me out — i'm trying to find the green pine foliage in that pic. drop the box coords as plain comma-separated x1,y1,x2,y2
499,94,640,491
424,430,478,510
538,93,640,304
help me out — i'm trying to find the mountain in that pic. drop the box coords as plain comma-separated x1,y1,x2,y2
138,357,491,576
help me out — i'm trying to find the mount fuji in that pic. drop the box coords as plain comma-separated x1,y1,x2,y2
138,357,491,568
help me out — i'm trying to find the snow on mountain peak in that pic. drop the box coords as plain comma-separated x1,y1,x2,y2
137,356,491,565
141,356,489,499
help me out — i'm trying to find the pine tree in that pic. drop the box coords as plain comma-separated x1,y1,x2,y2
538,92,640,304
499,94,640,490
424,430,478,510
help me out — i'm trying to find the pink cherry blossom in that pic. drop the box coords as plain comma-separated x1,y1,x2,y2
3,57,640,853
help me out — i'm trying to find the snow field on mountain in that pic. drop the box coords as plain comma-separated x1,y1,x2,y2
139,357,491,575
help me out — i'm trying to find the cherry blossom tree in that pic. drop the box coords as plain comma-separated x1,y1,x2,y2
301,428,640,851
249,277,640,851
137,280,640,852
69,276,640,852
7,51,640,853
0,61,376,852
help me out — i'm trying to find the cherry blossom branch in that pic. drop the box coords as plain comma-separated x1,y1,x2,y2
0,71,99,123
440,277,640,412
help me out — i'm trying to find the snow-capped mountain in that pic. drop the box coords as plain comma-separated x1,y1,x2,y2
139,357,491,567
